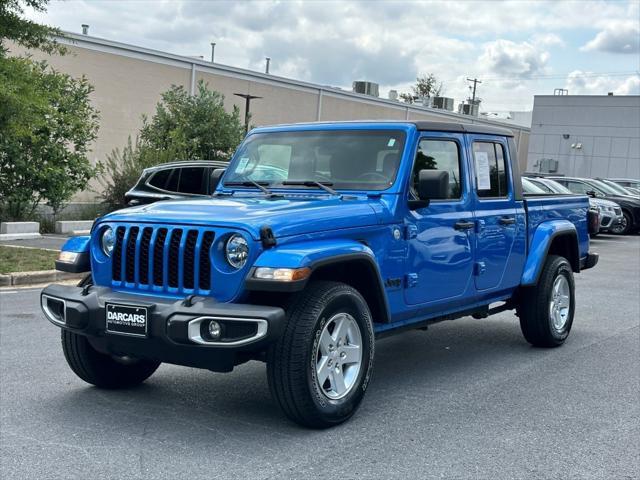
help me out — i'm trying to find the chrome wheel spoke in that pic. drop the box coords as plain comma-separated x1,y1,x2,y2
319,329,333,356
316,356,332,386
332,314,350,342
330,368,347,396
341,344,360,365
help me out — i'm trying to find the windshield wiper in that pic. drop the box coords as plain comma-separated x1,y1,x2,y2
224,177,281,198
282,180,340,196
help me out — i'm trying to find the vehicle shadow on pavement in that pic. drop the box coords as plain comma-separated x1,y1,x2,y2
49,316,541,432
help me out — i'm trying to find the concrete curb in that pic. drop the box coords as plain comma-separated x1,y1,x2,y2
3,270,85,286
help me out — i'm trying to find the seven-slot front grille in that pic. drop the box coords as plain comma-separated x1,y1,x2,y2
111,225,215,292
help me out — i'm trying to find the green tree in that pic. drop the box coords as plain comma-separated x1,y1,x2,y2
0,0,66,56
0,0,99,220
98,81,245,209
400,73,444,104
0,57,99,218
139,80,245,161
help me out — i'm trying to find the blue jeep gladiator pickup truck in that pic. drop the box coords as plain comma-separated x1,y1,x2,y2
42,121,598,428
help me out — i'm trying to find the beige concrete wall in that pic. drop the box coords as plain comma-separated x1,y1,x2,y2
319,94,407,121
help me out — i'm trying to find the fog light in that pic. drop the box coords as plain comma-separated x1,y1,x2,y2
208,320,222,339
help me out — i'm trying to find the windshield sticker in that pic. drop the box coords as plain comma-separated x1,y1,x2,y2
475,151,491,190
236,157,249,173
387,138,396,147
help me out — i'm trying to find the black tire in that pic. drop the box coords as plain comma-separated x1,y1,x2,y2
267,281,375,428
61,330,160,388
517,255,575,348
611,210,632,235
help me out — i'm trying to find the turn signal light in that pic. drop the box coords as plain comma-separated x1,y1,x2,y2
254,267,311,282
57,251,79,263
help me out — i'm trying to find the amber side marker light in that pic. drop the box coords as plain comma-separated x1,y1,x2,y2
254,267,311,282
57,251,80,263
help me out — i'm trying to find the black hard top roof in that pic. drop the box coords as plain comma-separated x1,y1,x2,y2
411,121,514,137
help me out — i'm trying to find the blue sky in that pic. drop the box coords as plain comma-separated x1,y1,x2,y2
26,0,640,112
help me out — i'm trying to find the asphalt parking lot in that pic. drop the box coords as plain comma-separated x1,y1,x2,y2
1,235,638,479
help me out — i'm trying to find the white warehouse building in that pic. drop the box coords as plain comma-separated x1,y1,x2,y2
526,95,640,179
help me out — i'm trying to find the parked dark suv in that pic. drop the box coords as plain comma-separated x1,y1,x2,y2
550,176,640,234
125,160,228,206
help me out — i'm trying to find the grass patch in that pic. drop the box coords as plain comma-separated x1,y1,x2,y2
0,246,58,274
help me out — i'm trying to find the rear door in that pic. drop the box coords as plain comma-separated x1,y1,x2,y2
469,136,519,291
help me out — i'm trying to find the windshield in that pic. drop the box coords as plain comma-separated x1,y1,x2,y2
224,130,406,191
522,177,546,194
586,179,621,195
599,179,633,195
542,179,572,194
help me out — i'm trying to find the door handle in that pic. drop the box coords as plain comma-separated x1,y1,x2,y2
499,217,516,226
454,220,475,230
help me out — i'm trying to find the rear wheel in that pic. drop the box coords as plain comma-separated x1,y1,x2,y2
61,330,160,388
517,255,575,347
267,281,374,428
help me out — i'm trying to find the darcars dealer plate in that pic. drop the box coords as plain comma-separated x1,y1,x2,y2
105,303,148,337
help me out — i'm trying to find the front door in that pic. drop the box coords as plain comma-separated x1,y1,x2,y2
404,134,475,306
468,136,518,291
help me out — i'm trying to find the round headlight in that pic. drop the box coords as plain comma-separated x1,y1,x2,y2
225,234,249,269
101,227,115,257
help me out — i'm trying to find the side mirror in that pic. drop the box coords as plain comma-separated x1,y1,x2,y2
210,168,226,192
586,190,597,198
410,170,449,209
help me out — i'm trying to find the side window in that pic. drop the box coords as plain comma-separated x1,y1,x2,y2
411,139,462,199
177,167,207,195
565,181,588,194
473,142,508,198
148,169,172,190
165,169,179,192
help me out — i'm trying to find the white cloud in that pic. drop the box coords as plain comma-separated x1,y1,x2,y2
478,39,551,80
565,71,640,95
582,21,640,53
22,0,639,112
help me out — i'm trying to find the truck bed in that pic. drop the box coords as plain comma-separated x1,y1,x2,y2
523,193,590,262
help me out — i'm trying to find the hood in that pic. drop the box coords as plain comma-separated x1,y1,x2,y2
603,194,640,207
590,197,619,208
99,194,381,239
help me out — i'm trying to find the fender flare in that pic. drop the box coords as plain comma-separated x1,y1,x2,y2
55,235,91,273
521,220,578,286
245,239,390,322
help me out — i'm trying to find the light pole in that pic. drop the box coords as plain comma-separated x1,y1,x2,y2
233,93,262,134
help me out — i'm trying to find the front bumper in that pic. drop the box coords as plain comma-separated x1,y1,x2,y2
40,284,285,372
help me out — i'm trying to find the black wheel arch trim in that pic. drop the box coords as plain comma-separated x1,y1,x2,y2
244,252,392,323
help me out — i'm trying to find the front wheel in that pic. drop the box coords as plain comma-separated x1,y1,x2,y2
61,330,160,388
267,281,375,428
517,255,575,347
610,211,632,235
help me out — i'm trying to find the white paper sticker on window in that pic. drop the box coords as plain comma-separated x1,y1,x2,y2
387,138,396,147
475,151,491,190
236,157,249,173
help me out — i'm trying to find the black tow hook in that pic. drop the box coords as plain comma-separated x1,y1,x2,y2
182,294,200,307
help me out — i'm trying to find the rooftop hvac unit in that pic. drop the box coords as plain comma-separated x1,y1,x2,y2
432,97,454,111
539,158,559,173
388,90,398,101
458,103,479,116
352,81,380,97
